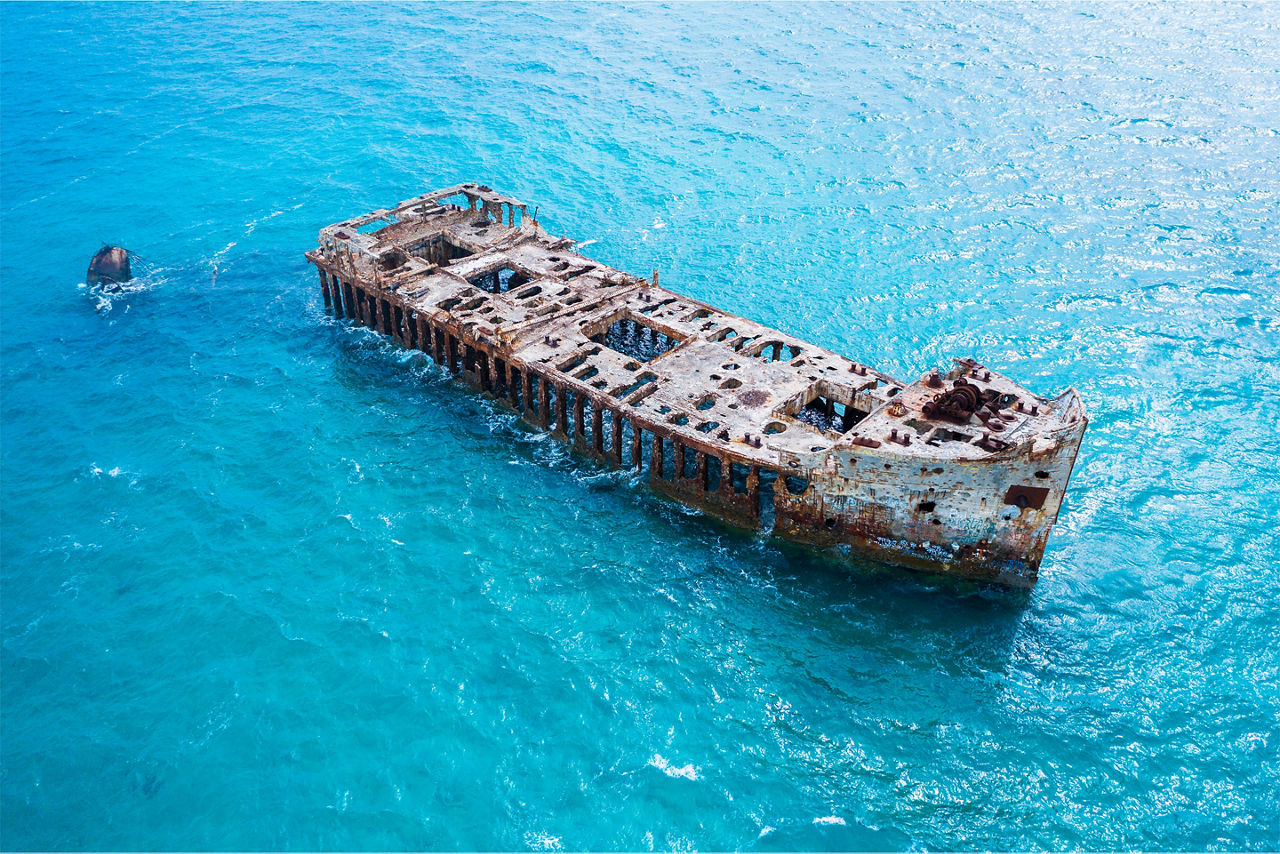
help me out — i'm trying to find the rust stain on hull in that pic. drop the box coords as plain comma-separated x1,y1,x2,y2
306,184,1088,587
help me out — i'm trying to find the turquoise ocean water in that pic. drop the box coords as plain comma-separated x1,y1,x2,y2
2,3,1278,849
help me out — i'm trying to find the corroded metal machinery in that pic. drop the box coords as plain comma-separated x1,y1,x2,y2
306,184,1087,586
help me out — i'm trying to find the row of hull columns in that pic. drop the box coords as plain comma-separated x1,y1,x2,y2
316,266,778,531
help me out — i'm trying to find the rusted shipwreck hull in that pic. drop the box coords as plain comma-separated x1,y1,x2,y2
306,184,1087,587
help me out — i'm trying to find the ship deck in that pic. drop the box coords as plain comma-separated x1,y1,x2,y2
306,183,1077,472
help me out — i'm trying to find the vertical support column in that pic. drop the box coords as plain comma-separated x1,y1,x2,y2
747,467,762,524
573,395,586,446
612,412,624,465
538,376,551,427
343,282,355,321
318,268,332,308
507,366,520,408
330,273,343,316
352,287,365,325
651,434,664,483
431,324,443,365
631,423,643,469
523,371,534,418
718,456,735,498
592,403,605,455
447,334,459,373
697,451,709,492
555,385,568,437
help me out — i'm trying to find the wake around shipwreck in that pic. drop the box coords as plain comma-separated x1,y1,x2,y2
306,184,1087,587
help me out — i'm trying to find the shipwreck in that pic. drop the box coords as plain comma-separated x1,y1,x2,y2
306,184,1087,587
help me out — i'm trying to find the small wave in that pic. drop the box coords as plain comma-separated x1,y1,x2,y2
648,753,700,780
79,266,169,313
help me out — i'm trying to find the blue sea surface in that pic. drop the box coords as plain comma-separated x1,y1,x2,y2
2,2,1278,849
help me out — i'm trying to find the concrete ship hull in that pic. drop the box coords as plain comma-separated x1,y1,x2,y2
306,184,1087,587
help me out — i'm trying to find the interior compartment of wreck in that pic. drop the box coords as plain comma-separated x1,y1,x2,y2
306,183,1087,586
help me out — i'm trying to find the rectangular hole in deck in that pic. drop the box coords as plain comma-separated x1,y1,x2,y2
611,372,657,399
752,340,802,362
591,314,684,362
467,264,532,295
408,234,475,266
795,395,867,434
928,426,971,445
355,215,397,234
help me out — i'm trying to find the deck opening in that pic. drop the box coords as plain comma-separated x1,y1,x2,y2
591,314,684,362
794,395,866,433
783,382,872,435
611,372,657,399
750,340,802,362
468,264,531,295
408,234,475,266
927,427,971,445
